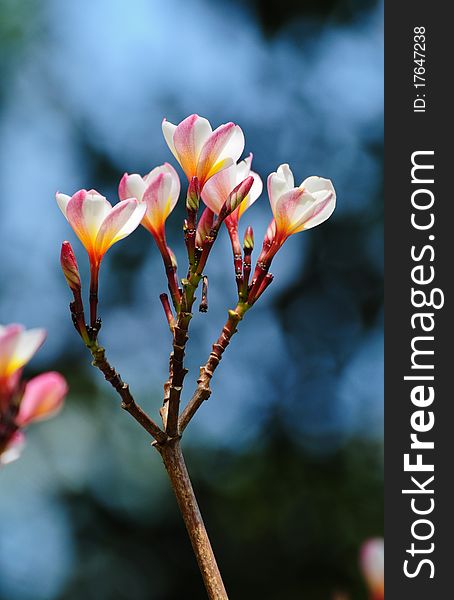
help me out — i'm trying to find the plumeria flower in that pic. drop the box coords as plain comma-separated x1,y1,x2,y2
0,324,67,466
360,538,384,600
162,114,245,190
118,163,180,241
56,189,146,266
56,189,146,325
268,164,336,245
247,166,335,304
202,153,263,242
119,164,182,308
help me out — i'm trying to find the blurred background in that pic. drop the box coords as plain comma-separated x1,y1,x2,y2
0,0,383,598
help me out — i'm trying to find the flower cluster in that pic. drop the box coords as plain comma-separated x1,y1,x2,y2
57,113,336,334
0,324,67,465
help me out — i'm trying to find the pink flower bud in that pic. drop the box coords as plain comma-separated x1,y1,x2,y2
201,153,263,226
186,176,200,212
195,208,214,248
167,247,178,269
265,219,276,245
60,241,81,293
219,176,254,221
243,226,254,251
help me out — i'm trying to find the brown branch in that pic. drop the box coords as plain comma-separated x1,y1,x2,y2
158,439,229,600
90,344,168,445
164,302,193,437
179,304,246,433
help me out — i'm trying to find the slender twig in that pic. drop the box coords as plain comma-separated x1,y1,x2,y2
158,439,229,600
160,293,176,329
155,239,181,311
89,342,168,444
164,287,197,437
179,303,247,432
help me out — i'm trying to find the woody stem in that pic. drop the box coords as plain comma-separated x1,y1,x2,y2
157,439,229,600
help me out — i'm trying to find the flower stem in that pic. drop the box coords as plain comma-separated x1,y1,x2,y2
157,439,229,600
89,342,167,444
89,260,100,329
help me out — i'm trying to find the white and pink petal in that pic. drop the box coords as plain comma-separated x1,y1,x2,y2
95,199,146,255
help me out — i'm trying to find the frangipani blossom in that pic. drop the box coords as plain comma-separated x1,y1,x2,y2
119,163,180,239
360,538,384,600
0,325,67,466
268,164,336,244
0,324,46,381
162,114,245,189
202,153,263,230
56,189,146,264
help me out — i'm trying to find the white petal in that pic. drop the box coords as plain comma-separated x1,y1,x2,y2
268,166,293,212
82,191,112,238
56,193,71,218
191,116,213,160
162,120,178,160
215,125,245,165
113,202,147,242
234,157,251,185
298,177,336,229
301,176,335,196
302,193,336,230
277,164,294,189
290,190,336,232
125,174,146,202
0,432,25,465
249,169,263,203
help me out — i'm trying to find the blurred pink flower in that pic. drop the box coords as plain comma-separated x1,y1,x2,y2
0,324,46,382
0,324,67,466
17,372,67,426
360,538,384,600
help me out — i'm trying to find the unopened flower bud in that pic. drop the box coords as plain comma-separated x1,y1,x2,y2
218,176,254,221
196,208,215,248
186,176,200,212
243,226,254,251
60,241,81,293
265,219,276,245
167,247,178,269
